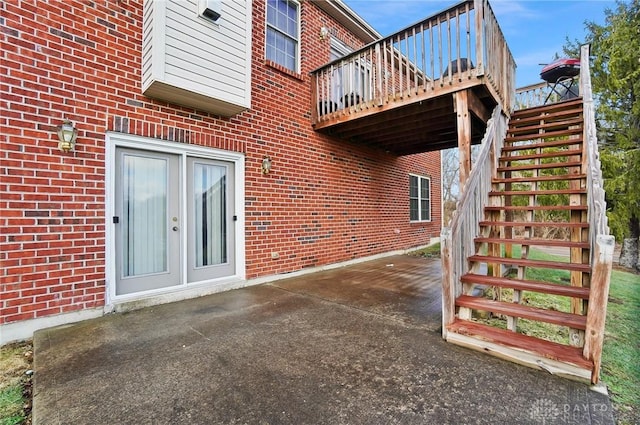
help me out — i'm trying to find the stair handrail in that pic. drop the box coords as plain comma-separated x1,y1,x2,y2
581,44,610,239
441,105,507,336
579,44,615,383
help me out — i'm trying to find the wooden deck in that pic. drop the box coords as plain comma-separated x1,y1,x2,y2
310,0,515,156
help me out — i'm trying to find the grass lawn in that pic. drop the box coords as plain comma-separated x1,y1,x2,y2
0,341,32,425
602,268,640,425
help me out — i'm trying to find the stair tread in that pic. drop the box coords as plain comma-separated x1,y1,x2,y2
493,174,586,183
510,98,583,119
502,139,583,152
489,189,586,196
507,117,583,135
479,220,588,228
446,319,593,369
485,205,587,211
499,149,583,162
497,161,582,172
455,295,587,329
505,128,582,143
461,273,591,298
468,255,591,272
474,236,589,248
509,111,584,129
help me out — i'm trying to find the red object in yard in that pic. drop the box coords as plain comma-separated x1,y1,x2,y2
540,58,580,83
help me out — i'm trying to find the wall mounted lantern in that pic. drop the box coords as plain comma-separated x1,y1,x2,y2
261,156,272,174
56,119,78,152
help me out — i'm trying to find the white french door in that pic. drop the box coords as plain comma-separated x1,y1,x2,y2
113,147,235,296
115,149,180,295
187,157,235,282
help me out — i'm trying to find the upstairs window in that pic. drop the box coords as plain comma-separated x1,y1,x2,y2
409,175,431,222
266,0,299,72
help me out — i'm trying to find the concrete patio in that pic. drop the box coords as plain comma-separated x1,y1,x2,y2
33,254,614,424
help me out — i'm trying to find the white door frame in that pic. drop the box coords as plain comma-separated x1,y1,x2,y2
105,132,246,306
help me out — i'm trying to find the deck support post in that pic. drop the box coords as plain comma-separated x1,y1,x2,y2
441,228,455,339
455,90,472,187
583,235,615,384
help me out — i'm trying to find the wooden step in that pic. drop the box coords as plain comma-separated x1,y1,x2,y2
461,273,591,298
499,149,583,162
493,174,586,184
497,161,582,173
468,255,591,272
489,189,586,197
502,138,582,152
474,237,589,249
510,98,583,120
505,127,582,143
508,110,583,130
479,220,588,229
484,205,587,212
455,295,587,329
446,319,593,369
507,117,583,136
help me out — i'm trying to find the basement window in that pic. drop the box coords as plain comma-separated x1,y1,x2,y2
410,174,431,222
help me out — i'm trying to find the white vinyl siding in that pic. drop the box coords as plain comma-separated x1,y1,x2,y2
409,175,431,222
142,0,252,116
266,0,299,72
141,1,155,90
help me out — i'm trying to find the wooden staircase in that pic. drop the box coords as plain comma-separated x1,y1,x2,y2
444,98,599,382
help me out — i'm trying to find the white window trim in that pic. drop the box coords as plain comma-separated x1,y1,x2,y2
409,173,432,223
265,0,301,73
330,37,351,59
104,132,246,306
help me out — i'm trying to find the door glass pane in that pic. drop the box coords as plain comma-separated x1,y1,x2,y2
194,163,227,267
122,155,168,277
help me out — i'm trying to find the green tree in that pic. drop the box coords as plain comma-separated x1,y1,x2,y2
564,0,640,249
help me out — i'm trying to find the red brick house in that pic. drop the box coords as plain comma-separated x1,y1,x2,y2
0,0,442,343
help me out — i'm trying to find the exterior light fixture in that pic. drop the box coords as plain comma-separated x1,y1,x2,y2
56,119,78,152
261,156,272,174
320,27,329,40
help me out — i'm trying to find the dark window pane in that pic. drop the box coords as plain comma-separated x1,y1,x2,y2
409,175,418,198
410,199,419,221
421,178,429,200
421,199,429,221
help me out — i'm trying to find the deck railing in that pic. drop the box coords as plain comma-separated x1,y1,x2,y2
514,79,582,110
441,105,507,333
310,0,515,125
514,82,550,110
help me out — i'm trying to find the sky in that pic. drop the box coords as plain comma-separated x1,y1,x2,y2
342,0,615,87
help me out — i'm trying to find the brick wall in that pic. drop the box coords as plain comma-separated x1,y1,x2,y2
0,0,441,326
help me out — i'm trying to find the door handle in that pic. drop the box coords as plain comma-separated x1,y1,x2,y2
172,226,179,231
